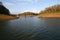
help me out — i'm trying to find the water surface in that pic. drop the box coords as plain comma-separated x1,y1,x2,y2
0,16,60,40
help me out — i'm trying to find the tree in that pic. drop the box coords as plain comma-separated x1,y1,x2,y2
0,2,10,15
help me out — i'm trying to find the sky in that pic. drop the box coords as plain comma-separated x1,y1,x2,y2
1,0,60,14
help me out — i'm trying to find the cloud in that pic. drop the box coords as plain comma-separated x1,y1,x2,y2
12,0,39,5
17,0,39,2
4,2,15,5
17,0,39,4
2,0,39,5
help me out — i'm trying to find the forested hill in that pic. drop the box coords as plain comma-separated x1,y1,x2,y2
39,4,60,14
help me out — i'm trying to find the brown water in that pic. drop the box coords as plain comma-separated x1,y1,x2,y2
0,16,60,40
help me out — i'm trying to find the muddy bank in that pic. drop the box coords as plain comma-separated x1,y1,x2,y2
37,13,60,18
0,14,18,21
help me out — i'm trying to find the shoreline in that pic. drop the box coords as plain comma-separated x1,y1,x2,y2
37,13,60,18
0,14,18,21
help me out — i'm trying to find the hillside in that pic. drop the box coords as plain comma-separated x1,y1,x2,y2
0,2,10,15
18,12,38,16
38,4,60,18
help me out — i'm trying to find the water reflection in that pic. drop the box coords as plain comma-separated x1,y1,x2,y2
0,17,60,40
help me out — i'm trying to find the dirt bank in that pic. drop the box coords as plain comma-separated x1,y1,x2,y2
0,14,17,21
37,13,60,18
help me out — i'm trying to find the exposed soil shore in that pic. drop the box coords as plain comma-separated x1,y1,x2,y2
37,13,60,18
0,14,17,21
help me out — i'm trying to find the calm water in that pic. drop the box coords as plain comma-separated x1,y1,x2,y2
0,16,60,40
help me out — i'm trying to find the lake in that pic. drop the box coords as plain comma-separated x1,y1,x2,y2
0,16,60,40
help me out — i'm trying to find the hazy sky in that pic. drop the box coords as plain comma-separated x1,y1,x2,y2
1,0,60,14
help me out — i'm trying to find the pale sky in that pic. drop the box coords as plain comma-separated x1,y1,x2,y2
1,0,60,14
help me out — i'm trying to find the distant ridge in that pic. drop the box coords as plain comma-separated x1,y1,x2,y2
18,12,38,16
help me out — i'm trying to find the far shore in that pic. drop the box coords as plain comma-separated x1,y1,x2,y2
37,13,60,18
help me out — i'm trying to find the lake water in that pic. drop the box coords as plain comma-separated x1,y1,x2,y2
0,16,60,40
